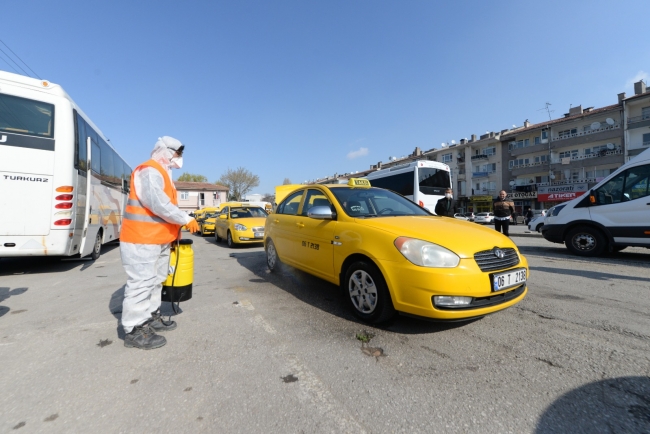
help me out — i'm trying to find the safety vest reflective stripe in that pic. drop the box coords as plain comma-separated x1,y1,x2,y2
123,211,167,224
127,198,142,207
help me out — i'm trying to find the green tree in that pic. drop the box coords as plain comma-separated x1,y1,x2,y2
177,172,208,182
217,167,260,201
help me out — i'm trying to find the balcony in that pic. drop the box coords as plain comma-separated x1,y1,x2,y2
508,161,545,170
551,124,620,142
550,149,622,164
627,114,650,124
471,171,494,178
471,154,489,161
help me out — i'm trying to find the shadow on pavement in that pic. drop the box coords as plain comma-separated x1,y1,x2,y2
232,250,474,335
536,376,650,433
530,266,650,283
519,244,650,266
0,286,29,318
0,242,120,276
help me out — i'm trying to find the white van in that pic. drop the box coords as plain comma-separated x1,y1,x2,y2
542,147,650,256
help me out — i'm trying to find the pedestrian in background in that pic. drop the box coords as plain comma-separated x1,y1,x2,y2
120,136,200,350
493,190,515,236
434,188,458,217
525,207,534,225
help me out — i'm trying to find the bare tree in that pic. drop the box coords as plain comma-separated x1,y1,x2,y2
261,193,274,203
217,167,260,201
282,178,292,185
177,172,208,182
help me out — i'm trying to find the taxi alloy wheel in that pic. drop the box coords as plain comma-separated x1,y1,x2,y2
344,261,395,324
266,239,282,272
227,230,235,248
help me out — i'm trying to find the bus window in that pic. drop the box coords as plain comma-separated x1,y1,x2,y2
419,168,451,195
370,172,414,196
122,161,132,192
75,113,87,171
91,140,101,173
0,94,54,138
99,140,115,184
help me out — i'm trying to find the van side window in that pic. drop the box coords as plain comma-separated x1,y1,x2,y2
594,164,650,205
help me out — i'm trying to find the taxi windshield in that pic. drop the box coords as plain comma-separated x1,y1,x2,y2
229,207,268,218
330,187,431,217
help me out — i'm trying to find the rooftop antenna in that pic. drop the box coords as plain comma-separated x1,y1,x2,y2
537,102,554,121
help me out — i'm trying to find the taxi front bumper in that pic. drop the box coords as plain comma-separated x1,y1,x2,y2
377,256,528,320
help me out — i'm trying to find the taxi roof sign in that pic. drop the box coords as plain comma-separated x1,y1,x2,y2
348,178,371,188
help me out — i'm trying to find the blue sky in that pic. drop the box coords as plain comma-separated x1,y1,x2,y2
3,0,648,195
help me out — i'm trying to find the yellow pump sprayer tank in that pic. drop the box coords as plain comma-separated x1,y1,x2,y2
162,239,194,303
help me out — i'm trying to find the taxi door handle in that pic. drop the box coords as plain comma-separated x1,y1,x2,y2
273,219,279,223
296,222,304,228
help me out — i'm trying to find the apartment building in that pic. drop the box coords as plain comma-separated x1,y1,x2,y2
623,80,650,159
173,181,229,213
500,100,625,213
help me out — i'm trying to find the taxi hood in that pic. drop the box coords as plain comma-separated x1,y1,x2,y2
356,216,517,258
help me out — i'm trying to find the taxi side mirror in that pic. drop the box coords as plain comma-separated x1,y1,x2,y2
219,214,227,219
307,206,334,220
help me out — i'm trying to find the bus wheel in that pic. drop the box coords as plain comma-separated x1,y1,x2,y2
90,230,102,260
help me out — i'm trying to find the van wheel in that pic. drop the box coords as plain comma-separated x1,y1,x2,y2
565,226,606,257
343,261,396,324
90,230,102,260
535,224,543,233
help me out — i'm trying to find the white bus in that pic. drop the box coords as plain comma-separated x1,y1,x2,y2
364,160,452,212
0,71,132,259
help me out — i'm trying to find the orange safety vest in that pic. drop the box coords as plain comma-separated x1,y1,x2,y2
120,159,181,244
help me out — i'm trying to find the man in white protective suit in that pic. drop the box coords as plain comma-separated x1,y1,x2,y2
119,136,200,350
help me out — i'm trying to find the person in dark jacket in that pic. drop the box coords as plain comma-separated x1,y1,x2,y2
525,207,534,225
434,188,458,217
493,190,515,235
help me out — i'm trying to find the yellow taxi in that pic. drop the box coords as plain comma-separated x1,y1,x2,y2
264,179,529,324
214,205,268,247
197,212,219,236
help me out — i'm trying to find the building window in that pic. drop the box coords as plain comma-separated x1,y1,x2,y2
509,158,530,168
643,133,650,146
180,191,189,200
541,130,548,140
534,136,540,145
584,144,608,156
642,106,650,120
442,153,452,163
534,155,548,164
482,147,496,156
557,128,578,138
558,150,578,159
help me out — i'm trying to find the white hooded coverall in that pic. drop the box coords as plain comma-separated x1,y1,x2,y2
121,137,192,333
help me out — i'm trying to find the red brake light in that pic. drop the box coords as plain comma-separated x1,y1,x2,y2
55,203,73,209
55,194,74,201
54,219,72,226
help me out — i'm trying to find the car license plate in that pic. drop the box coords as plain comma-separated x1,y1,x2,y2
254,232,264,238
492,268,526,291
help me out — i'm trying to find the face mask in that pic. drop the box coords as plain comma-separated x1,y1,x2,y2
445,193,452,199
170,156,183,169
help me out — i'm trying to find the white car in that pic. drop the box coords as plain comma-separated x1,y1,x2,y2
474,212,494,224
453,213,469,221
528,215,545,233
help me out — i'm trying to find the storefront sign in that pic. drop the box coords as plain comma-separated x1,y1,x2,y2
471,195,493,202
507,191,538,199
537,183,588,202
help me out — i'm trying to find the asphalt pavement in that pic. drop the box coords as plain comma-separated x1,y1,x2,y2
1,232,648,433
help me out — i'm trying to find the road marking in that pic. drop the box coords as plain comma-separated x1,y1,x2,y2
252,314,276,334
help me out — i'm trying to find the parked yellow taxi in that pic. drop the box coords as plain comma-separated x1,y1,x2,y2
214,205,268,247
264,179,529,324
198,212,219,236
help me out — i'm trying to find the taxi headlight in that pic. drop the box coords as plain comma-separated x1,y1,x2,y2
234,223,247,231
394,237,460,268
